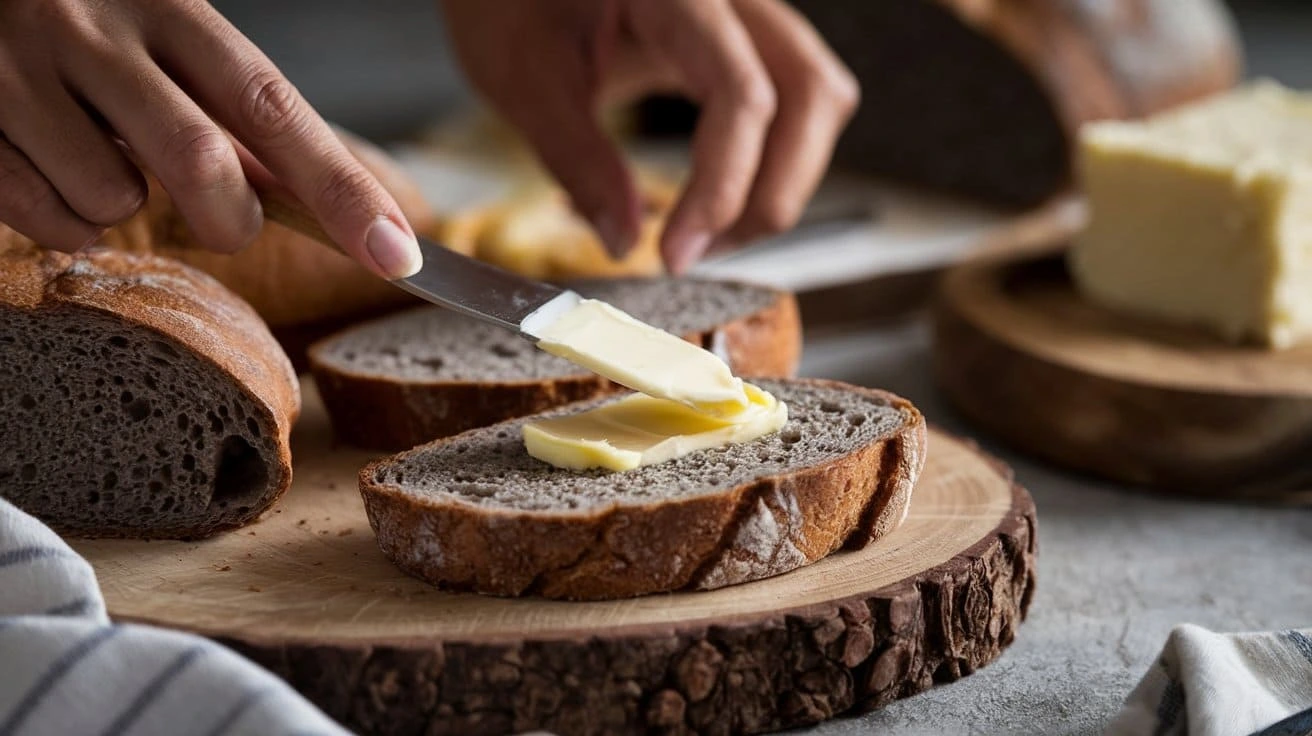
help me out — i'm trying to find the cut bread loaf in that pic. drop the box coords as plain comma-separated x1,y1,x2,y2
0,245,300,539
309,278,801,451
360,378,926,600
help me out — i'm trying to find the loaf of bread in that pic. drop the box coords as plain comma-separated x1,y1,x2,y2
360,378,926,600
310,278,801,450
0,245,299,539
769,0,1242,206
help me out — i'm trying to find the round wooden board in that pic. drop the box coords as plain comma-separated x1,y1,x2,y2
934,252,1312,501
71,383,1037,736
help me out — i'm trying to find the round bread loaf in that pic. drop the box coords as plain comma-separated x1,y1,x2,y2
0,245,300,539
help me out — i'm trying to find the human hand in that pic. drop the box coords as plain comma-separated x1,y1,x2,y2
440,0,859,274
0,0,422,279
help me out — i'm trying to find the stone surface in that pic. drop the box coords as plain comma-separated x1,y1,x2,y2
799,319,1312,736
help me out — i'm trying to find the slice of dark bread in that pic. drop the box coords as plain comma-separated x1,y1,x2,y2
0,245,300,539
359,378,925,600
310,278,800,451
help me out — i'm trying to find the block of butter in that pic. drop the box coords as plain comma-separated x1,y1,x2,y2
1070,81,1312,348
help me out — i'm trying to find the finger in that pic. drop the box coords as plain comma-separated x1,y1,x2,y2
0,73,144,228
0,135,102,251
493,53,641,258
63,44,261,254
149,3,420,279
627,0,777,273
720,0,859,247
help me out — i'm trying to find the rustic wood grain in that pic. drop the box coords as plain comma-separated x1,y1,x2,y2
934,252,1312,501
71,382,1037,735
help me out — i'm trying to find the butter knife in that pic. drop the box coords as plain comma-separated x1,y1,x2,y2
256,187,581,339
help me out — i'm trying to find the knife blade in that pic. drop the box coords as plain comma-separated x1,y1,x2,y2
255,185,581,340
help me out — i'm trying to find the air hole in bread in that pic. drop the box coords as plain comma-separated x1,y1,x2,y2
416,357,444,371
490,344,519,358
210,435,268,510
124,398,151,422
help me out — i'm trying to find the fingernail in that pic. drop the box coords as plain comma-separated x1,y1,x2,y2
593,211,634,259
366,216,422,279
669,231,712,275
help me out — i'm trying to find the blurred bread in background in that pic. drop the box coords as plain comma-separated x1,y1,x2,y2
639,0,1242,208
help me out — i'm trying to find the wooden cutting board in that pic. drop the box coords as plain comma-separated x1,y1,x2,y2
934,252,1312,502
71,383,1036,736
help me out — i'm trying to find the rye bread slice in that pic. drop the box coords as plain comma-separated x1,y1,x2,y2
359,378,925,600
310,278,801,451
0,246,300,539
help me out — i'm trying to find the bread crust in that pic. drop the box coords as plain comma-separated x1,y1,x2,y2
0,244,300,538
308,283,802,451
358,379,925,600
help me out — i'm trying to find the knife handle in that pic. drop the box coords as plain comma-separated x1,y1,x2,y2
251,183,343,255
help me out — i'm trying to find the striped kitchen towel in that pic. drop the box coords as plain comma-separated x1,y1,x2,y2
0,496,350,736
1107,624,1312,736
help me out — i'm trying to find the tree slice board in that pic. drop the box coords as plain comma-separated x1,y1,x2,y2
70,383,1037,736
934,252,1312,501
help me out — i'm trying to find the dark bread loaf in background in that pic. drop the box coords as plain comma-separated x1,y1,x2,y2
310,278,802,451
640,0,1241,207
0,245,300,539
804,0,1241,205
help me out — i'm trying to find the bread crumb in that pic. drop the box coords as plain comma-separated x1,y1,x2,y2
217,565,231,572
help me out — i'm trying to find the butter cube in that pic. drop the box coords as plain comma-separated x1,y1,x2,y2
1070,82,1312,348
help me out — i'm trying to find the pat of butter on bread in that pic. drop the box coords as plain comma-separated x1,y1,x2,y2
1071,81,1312,348
524,384,787,472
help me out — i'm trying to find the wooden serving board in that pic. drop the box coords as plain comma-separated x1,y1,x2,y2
934,252,1312,502
72,383,1037,736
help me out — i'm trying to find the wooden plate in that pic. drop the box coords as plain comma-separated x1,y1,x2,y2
71,383,1036,736
934,252,1312,501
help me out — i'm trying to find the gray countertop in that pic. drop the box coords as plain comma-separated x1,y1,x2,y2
793,319,1312,735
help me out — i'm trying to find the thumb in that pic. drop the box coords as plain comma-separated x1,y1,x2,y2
502,98,641,260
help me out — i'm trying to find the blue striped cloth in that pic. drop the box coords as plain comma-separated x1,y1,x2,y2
0,497,350,736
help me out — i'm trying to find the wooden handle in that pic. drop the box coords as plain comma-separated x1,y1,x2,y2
251,183,343,255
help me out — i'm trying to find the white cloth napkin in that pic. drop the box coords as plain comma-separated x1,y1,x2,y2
1107,624,1312,736
0,497,350,736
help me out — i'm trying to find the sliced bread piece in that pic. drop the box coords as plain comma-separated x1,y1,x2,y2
0,246,300,539
310,278,801,451
359,378,925,600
